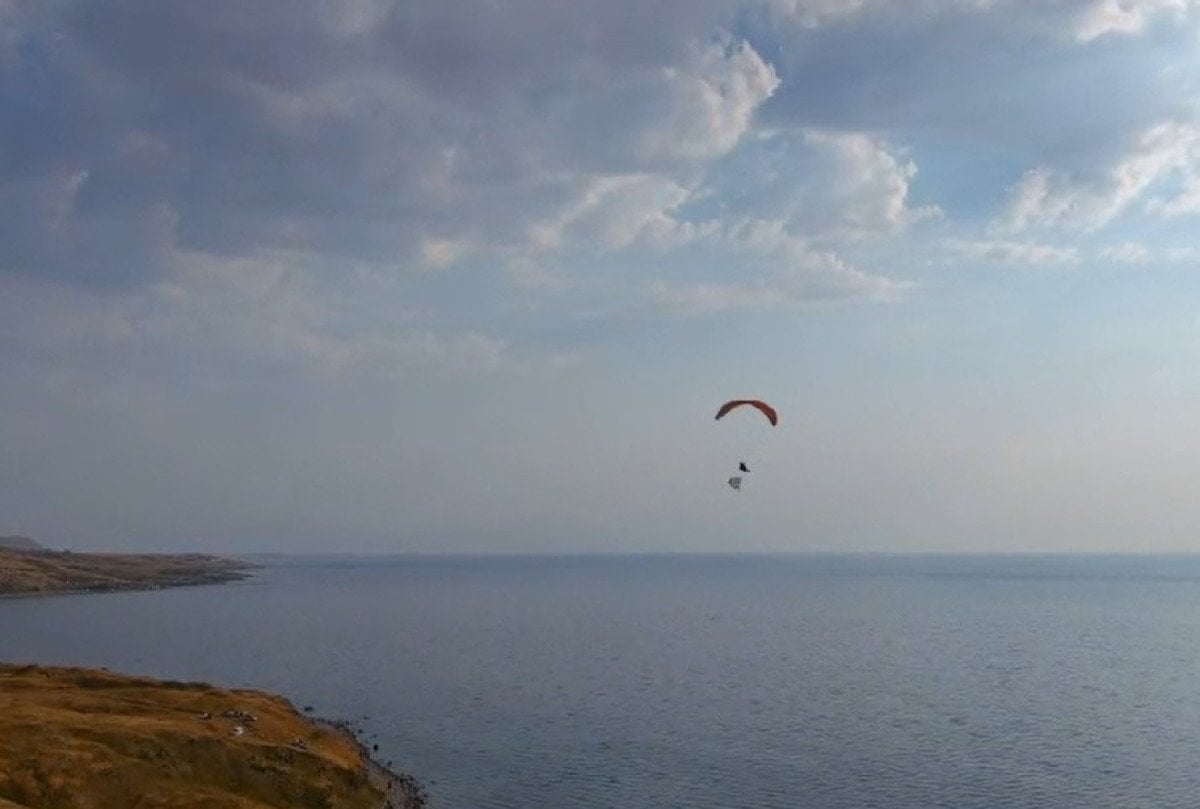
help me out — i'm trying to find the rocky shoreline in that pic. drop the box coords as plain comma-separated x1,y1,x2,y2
318,718,428,809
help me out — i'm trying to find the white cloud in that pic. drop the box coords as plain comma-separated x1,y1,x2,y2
1147,175,1200,216
645,279,784,314
1073,0,1198,42
1100,241,1153,263
998,121,1200,232
356,329,509,372
420,238,465,269
39,169,90,228
316,0,394,38
228,32,780,270
164,252,544,374
762,0,1004,29
1164,246,1200,261
946,238,1081,266
676,128,941,258
516,155,913,310
644,262,908,314
644,218,910,313
0,2,774,287
803,129,942,235
636,39,781,165
528,174,694,251
764,0,870,28
1100,241,1200,262
0,250,532,379
762,0,1194,40
528,126,939,266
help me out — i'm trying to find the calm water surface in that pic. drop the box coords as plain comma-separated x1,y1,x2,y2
4,554,1200,809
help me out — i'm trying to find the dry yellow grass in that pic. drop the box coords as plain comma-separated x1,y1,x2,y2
0,664,388,809
0,549,252,596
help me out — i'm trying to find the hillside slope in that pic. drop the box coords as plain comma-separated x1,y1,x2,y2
0,664,419,808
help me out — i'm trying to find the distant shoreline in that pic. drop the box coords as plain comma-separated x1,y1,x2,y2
0,548,257,598
0,577,254,600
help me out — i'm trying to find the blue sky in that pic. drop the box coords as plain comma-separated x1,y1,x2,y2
4,0,1200,553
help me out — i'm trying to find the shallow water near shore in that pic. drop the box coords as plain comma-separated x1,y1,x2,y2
4,553,1200,808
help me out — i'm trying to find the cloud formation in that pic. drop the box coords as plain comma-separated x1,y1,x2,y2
1073,0,1198,41
998,122,1200,232
763,0,1197,42
6,0,1200,551
801,130,941,235
1,2,783,282
945,238,1081,267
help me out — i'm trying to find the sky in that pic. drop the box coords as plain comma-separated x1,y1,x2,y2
4,0,1200,554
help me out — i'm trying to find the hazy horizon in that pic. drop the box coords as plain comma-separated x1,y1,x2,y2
6,1,1200,555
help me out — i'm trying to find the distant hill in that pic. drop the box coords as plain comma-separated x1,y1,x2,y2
0,537,41,553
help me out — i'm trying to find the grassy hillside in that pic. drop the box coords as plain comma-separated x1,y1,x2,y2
0,664,413,809
0,549,253,596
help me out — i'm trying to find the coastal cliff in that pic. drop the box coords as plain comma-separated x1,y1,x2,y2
0,664,423,808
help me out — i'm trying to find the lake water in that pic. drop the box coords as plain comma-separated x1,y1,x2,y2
4,553,1200,809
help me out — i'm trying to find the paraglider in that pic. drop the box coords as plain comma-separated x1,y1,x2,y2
715,398,777,491
714,399,778,426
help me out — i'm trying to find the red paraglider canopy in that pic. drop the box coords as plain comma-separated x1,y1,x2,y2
714,399,778,426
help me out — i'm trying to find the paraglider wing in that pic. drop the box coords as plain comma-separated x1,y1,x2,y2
714,399,778,426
